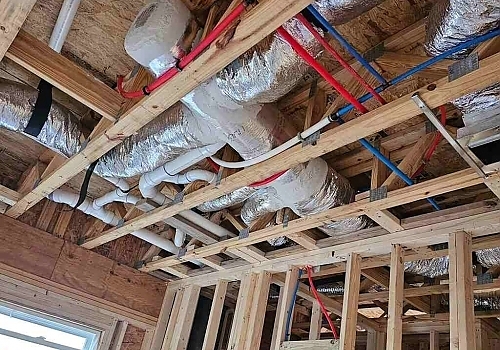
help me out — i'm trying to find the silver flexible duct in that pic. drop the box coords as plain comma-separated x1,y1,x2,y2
216,0,384,104
240,158,369,238
404,257,450,278
425,0,500,58
476,247,500,268
0,80,83,158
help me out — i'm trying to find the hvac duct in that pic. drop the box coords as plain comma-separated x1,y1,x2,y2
404,257,450,278
239,158,369,239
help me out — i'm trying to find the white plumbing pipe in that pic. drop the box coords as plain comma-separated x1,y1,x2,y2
174,229,186,248
103,177,131,192
49,189,121,226
93,188,140,209
49,0,82,53
163,143,225,175
48,189,182,256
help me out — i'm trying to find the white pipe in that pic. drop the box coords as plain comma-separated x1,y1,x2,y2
163,143,225,175
174,229,186,247
48,189,181,256
103,177,131,192
93,188,140,209
49,0,82,53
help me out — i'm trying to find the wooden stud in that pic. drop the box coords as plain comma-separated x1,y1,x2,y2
170,284,201,350
367,330,386,350
429,330,439,350
201,280,228,350
475,320,490,350
0,184,20,206
161,288,184,350
0,0,37,59
151,287,178,350
109,321,129,350
244,271,272,350
386,245,404,350
53,209,73,238
271,267,300,350
35,200,58,232
448,231,475,350
271,286,285,347
309,301,322,340
339,253,362,350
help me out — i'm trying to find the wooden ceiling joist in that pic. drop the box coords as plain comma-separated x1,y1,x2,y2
80,50,500,250
0,0,37,59
5,0,315,219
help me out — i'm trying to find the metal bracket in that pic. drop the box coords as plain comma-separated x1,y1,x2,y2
477,272,493,285
363,42,385,63
173,191,185,204
177,247,187,259
301,130,321,147
448,53,479,82
283,212,290,228
116,218,125,227
134,260,146,269
370,186,387,202
215,167,223,186
425,120,437,134
239,227,249,239
411,93,487,178
77,237,85,246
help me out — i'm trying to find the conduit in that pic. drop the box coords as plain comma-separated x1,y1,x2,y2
49,0,82,53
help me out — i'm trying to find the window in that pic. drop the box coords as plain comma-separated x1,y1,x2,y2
0,302,100,350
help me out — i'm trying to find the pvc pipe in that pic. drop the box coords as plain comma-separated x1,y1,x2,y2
211,27,500,169
306,5,387,85
49,0,82,53
163,143,225,175
48,189,182,256
93,188,140,209
174,229,186,248
103,177,131,192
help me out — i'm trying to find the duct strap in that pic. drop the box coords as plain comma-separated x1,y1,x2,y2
75,160,98,209
24,80,53,137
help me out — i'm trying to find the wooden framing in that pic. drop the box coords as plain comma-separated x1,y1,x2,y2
2,2,500,349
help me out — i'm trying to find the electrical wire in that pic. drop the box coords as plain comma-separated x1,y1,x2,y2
306,266,339,339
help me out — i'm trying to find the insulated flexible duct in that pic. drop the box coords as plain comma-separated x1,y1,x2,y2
404,256,450,278
216,0,383,104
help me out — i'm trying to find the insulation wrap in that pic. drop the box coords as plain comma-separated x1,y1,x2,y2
124,0,193,78
476,247,500,268
95,102,222,178
425,0,500,58
452,82,500,116
197,186,257,212
404,256,450,278
216,0,384,104
0,80,82,158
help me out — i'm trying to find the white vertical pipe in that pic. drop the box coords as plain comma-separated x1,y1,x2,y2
49,0,82,52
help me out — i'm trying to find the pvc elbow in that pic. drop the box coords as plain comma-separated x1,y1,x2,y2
104,177,130,191
174,229,186,247
139,173,160,199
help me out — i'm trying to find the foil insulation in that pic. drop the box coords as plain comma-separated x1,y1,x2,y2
197,186,256,212
476,247,500,268
95,102,222,178
452,82,500,116
240,158,368,239
404,256,450,278
124,0,192,78
216,0,384,104
0,80,82,158
425,0,500,57
315,282,345,295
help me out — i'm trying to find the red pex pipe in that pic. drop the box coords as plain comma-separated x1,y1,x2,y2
295,13,386,105
118,2,247,99
276,26,369,114
307,266,339,339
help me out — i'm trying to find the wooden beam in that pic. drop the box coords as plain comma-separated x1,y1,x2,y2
281,340,339,349
0,185,20,206
141,168,484,272
109,321,129,350
6,30,122,121
429,330,439,350
161,288,184,350
5,0,315,218
169,284,201,350
271,267,300,350
244,271,272,350
82,49,500,247
309,302,322,340
367,330,386,350
151,287,178,350
340,253,361,350
449,232,475,350
0,0,37,59
375,53,452,80
201,280,228,350
386,245,404,350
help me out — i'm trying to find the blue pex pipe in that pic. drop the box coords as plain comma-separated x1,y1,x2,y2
332,27,500,119
285,269,303,341
307,5,388,85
